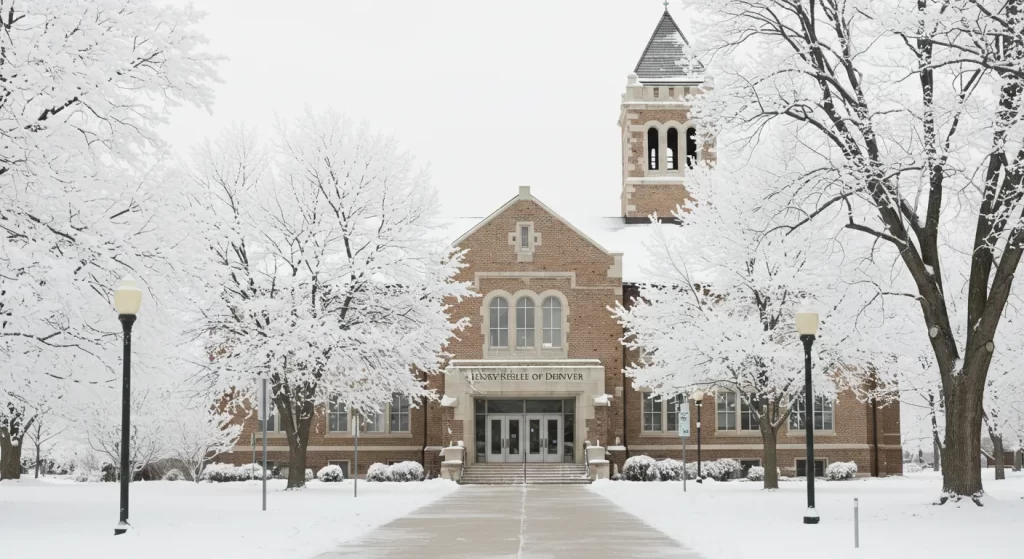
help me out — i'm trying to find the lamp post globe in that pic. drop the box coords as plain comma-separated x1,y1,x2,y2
691,391,704,483
796,304,819,525
113,276,141,536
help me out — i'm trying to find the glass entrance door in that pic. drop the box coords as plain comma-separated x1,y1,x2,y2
485,416,522,463
525,414,562,463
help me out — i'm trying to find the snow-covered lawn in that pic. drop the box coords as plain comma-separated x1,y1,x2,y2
592,470,1023,558
0,477,458,558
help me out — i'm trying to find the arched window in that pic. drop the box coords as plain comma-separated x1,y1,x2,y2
686,127,698,168
647,127,659,170
515,297,535,348
489,297,508,348
667,128,679,171
542,297,562,348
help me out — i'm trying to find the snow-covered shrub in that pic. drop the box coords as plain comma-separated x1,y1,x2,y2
716,459,741,480
746,466,765,481
317,465,345,482
825,461,858,481
653,459,686,481
305,468,314,482
239,464,267,481
387,461,425,482
366,463,390,482
162,469,184,481
622,455,657,481
74,470,94,483
903,462,922,474
202,462,240,482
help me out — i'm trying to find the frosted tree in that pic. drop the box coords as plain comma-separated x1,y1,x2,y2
613,158,888,490
681,0,1024,501
0,0,219,479
172,401,242,482
194,114,472,489
83,387,172,478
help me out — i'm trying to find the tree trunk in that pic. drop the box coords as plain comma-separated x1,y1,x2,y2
940,378,984,502
762,427,779,490
991,433,1005,481
0,431,23,480
1014,448,1022,472
932,437,941,472
278,395,315,490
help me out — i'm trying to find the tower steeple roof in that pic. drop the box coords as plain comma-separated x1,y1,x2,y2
634,10,704,85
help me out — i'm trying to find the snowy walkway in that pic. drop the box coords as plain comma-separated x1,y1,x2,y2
316,485,701,558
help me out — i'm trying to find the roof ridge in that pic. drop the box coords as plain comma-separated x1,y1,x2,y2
633,10,704,84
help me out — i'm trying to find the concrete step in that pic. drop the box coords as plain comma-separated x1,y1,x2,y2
460,463,591,485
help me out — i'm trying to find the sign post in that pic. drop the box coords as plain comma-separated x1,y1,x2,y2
257,376,269,511
678,406,691,492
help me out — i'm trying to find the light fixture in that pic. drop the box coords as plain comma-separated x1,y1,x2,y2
795,304,819,336
113,276,143,316
691,390,704,402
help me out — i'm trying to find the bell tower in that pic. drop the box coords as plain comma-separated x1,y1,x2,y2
619,8,713,221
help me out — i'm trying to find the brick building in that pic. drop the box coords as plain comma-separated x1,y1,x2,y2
228,9,902,480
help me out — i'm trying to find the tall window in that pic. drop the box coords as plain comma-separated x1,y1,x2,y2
667,395,681,432
542,297,562,348
789,397,834,431
363,406,386,433
328,395,348,433
647,127,659,170
643,394,663,432
686,127,697,168
516,297,535,348
258,401,276,432
390,394,410,432
489,297,509,348
667,128,679,170
740,397,757,430
716,391,737,431
520,225,529,249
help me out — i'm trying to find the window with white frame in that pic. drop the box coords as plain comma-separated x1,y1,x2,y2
258,401,277,433
363,406,386,433
390,394,410,432
489,297,509,348
520,225,530,249
327,395,348,433
789,396,834,431
716,391,759,432
643,394,662,432
716,392,737,431
515,297,535,348
642,393,684,433
542,297,562,348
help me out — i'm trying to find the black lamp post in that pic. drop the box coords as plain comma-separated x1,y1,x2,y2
796,306,820,525
113,277,142,536
691,391,704,482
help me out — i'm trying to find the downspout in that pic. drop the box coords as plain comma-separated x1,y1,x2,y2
871,398,879,477
622,332,630,459
421,371,428,475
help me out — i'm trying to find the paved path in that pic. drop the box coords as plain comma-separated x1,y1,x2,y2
315,485,701,558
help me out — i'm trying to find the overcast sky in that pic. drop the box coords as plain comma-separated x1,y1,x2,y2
162,0,689,218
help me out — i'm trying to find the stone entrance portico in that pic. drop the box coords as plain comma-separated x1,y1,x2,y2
443,359,608,466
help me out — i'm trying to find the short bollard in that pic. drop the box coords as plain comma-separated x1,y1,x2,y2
854,498,859,548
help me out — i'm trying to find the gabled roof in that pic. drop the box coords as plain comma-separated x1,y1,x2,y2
634,10,704,84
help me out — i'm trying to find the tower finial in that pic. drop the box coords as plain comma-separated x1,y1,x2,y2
663,0,669,10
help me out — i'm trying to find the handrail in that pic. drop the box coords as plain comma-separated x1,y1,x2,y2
583,441,590,480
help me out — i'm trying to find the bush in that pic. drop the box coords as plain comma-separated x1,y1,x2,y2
202,463,240,482
366,463,390,482
903,462,922,474
746,466,765,481
305,468,314,482
317,465,345,482
653,459,686,481
74,470,101,483
388,461,425,482
162,469,184,481
825,461,858,481
622,455,657,481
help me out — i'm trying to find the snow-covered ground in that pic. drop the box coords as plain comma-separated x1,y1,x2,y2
0,477,458,558
591,470,1023,558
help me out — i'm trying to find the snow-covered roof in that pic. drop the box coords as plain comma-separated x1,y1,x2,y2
634,10,704,85
438,213,681,284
